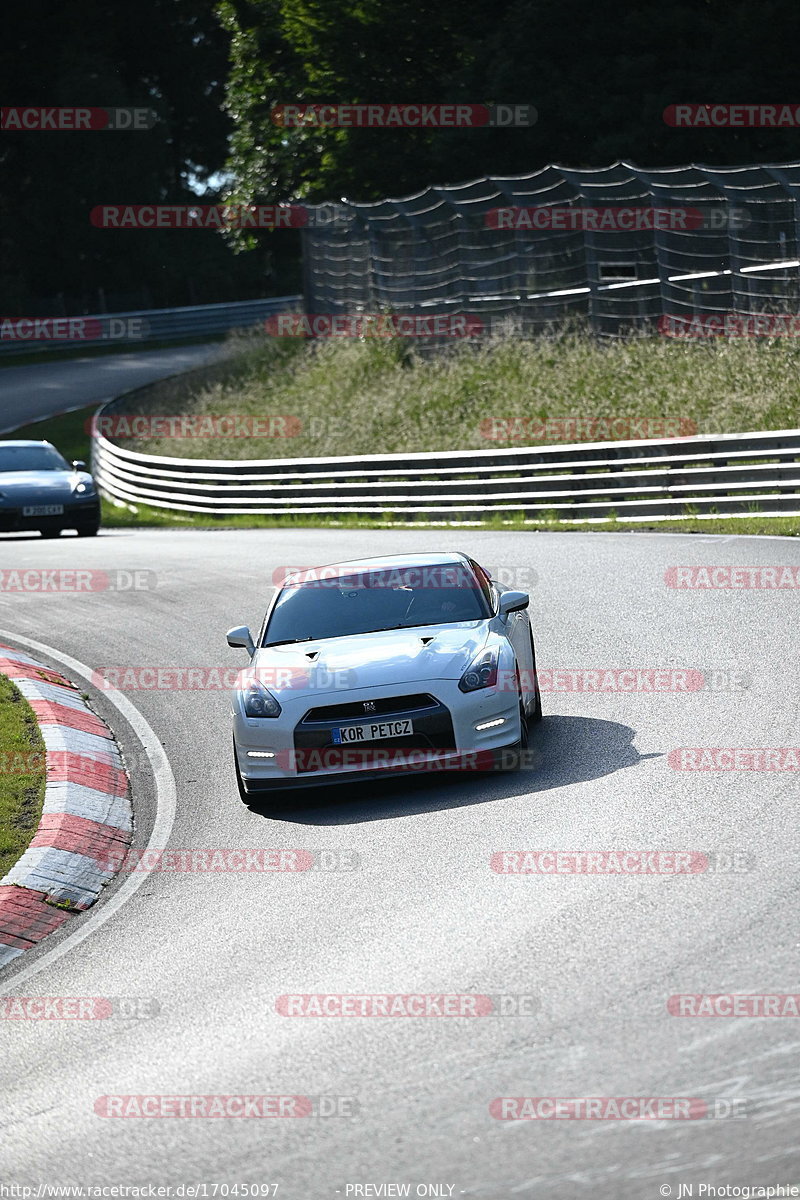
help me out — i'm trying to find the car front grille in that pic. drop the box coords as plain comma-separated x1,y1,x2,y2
293,694,455,773
302,693,438,722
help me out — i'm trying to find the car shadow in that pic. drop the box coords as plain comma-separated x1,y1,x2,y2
244,714,663,825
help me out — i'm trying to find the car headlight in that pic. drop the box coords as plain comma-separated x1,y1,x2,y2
242,678,282,718
459,648,499,692
73,481,96,495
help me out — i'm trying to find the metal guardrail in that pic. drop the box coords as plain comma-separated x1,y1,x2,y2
92,420,800,523
0,296,301,356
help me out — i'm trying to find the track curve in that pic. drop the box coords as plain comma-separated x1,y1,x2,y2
0,527,797,1197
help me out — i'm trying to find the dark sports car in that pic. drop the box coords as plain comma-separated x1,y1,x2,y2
0,440,101,537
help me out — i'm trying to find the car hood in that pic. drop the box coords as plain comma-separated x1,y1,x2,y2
0,470,89,503
249,622,492,698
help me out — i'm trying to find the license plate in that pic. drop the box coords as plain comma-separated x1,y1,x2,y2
332,719,414,744
23,505,63,516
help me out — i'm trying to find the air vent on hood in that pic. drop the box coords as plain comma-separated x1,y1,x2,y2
420,636,435,646
305,650,320,661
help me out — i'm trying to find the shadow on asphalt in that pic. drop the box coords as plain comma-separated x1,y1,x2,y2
244,714,663,825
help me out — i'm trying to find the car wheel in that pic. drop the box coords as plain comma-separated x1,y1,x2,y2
234,742,250,803
528,631,543,723
38,525,62,539
76,519,100,538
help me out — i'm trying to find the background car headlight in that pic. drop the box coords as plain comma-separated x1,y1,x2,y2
73,481,96,495
459,648,499,692
242,680,282,717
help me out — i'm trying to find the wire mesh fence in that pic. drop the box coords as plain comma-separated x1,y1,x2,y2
301,159,800,340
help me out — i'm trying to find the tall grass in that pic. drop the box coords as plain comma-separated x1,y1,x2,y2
110,329,800,461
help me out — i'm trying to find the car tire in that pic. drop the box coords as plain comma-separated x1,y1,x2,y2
38,525,62,539
528,631,543,723
76,519,100,538
234,742,250,803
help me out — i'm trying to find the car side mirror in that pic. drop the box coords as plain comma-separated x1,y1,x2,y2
227,625,255,656
498,591,530,615
72,460,87,471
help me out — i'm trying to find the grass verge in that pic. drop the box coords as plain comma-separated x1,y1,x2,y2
106,329,800,460
0,673,46,880
98,500,800,537
3,335,799,538
3,404,94,464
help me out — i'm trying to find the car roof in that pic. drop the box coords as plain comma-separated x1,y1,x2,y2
0,440,53,448
294,552,474,574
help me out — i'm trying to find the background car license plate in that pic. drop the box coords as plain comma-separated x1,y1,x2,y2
332,719,413,744
23,505,63,516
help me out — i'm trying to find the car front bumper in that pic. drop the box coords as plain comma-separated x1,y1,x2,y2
0,498,100,532
233,679,523,792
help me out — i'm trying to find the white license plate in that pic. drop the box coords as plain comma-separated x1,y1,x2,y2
23,505,63,516
332,719,414,744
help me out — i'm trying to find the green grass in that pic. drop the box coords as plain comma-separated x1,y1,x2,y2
0,674,46,880
98,498,800,537
5,405,95,464
4,330,800,538
109,328,800,461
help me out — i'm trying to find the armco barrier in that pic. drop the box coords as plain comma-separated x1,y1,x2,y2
0,296,301,356
91,417,800,523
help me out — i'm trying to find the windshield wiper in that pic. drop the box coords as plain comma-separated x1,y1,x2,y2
262,636,314,647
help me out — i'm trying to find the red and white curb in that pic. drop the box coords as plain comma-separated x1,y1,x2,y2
0,643,132,968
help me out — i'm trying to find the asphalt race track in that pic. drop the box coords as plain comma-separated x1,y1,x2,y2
0,344,224,434
1,527,798,1198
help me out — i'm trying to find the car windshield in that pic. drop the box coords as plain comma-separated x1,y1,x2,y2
0,444,69,472
263,562,491,644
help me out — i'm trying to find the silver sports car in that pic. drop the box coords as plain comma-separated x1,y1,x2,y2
228,552,541,800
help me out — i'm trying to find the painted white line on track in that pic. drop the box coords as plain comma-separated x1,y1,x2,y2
0,629,176,993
